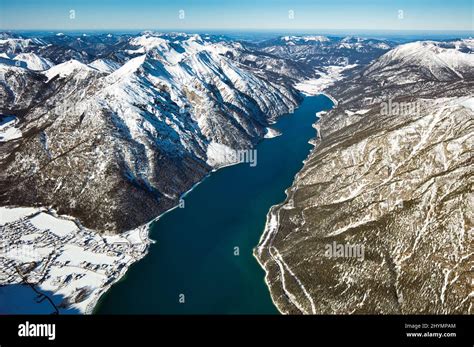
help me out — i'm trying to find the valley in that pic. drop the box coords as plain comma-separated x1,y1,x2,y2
1,31,472,314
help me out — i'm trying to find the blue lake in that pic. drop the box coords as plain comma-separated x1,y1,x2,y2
95,95,333,314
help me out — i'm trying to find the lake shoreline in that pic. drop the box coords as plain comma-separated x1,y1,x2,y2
91,102,306,314
0,94,333,315
253,97,335,314
95,94,333,314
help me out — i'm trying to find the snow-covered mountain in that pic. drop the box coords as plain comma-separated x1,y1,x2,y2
365,39,474,82
0,63,46,110
0,36,46,55
256,39,474,314
44,59,97,80
257,35,395,67
0,32,114,64
0,32,301,233
281,35,330,43
13,52,54,71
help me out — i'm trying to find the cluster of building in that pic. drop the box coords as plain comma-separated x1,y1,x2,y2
0,208,150,313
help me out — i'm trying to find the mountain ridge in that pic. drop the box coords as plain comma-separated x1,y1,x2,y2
255,39,473,314
0,32,302,233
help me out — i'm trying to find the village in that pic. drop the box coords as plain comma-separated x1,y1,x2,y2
0,207,151,314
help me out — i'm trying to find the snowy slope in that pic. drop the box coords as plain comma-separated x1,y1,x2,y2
98,33,299,156
256,39,474,315
0,63,47,110
13,52,54,71
1,32,300,233
44,59,100,81
366,40,474,81
88,58,121,73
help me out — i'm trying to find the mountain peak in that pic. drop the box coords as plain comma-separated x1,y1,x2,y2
365,39,474,81
44,59,98,81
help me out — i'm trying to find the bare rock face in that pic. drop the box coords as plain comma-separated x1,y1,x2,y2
256,39,474,314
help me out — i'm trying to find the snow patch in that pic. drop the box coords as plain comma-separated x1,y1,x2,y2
206,142,236,167
264,127,282,139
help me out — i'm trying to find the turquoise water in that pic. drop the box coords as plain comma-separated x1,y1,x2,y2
95,95,333,314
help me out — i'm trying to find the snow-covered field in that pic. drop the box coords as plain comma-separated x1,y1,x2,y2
295,64,357,97
0,207,151,314
29,212,78,237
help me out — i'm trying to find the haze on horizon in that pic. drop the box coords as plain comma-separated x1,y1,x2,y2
0,0,472,32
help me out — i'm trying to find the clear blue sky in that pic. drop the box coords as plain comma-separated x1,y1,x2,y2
0,0,472,31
